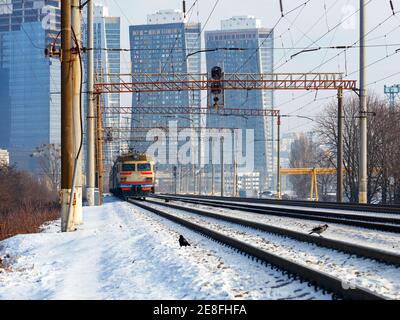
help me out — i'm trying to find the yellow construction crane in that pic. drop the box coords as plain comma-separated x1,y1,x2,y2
279,168,339,201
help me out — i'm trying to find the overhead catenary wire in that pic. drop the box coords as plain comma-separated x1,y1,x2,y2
84,42,400,53
275,0,374,71
233,0,313,74
275,1,400,118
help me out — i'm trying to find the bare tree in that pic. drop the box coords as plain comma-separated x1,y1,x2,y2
316,92,400,203
31,144,61,191
289,134,319,199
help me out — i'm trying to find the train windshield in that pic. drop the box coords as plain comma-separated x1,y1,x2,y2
137,163,151,172
122,164,136,172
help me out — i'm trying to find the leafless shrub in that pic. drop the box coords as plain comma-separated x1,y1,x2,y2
0,166,60,241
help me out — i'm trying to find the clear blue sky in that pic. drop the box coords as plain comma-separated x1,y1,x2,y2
98,0,400,134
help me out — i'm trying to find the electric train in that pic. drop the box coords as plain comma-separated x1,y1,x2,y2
110,153,155,200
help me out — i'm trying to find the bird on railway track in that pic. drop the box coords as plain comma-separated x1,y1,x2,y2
309,224,329,236
179,235,191,247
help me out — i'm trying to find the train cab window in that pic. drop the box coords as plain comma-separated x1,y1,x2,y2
122,164,136,172
137,163,151,172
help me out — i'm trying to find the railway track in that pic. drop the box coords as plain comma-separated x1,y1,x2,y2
145,198,400,266
155,195,400,233
128,199,387,300
159,194,400,214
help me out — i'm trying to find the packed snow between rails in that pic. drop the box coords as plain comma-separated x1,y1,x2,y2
0,197,330,300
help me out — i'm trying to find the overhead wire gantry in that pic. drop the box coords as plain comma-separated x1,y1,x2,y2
94,71,357,200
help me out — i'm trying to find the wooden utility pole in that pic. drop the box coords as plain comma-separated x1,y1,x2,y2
337,87,344,203
61,0,74,232
96,94,104,205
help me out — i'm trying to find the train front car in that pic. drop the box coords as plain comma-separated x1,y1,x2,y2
110,154,155,200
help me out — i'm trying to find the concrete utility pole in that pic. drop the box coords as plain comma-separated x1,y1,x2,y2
61,0,74,232
210,137,215,196
359,0,368,204
71,0,83,224
277,116,282,199
180,165,183,193
337,87,344,203
221,136,224,197
233,130,238,197
193,163,197,194
198,134,202,195
86,0,96,206
96,94,104,205
233,153,238,197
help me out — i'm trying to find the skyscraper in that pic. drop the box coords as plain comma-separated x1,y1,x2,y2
129,9,201,156
205,16,275,192
82,3,121,189
92,4,121,168
0,0,61,171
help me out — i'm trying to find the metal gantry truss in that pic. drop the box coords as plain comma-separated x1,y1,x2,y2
95,72,357,94
94,71,357,198
104,126,241,142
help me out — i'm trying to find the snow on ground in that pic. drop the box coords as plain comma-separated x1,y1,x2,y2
142,200,400,299
161,199,400,254
0,197,330,300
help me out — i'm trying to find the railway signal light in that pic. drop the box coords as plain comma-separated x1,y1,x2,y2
209,66,224,110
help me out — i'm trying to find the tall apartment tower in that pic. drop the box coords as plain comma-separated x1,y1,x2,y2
0,0,61,171
205,16,275,192
129,9,201,156
91,4,121,176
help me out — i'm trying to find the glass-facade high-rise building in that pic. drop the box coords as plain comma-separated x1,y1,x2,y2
83,4,121,187
129,9,201,156
0,0,61,171
205,16,275,192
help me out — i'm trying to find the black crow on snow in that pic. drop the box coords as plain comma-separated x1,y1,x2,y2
179,235,191,247
309,224,329,236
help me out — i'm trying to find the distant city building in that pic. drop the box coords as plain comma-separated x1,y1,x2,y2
237,172,260,197
0,0,61,171
0,149,9,167
221,15,262,30
93,4,121,165
82,3,121,189
205,16,275,191
0,67,10,148
129,9,201,166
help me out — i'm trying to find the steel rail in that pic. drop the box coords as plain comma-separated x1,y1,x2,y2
158,195,400,224
155,195,400,233
128,199,386,300
145,198,400,266
161,194,400,214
